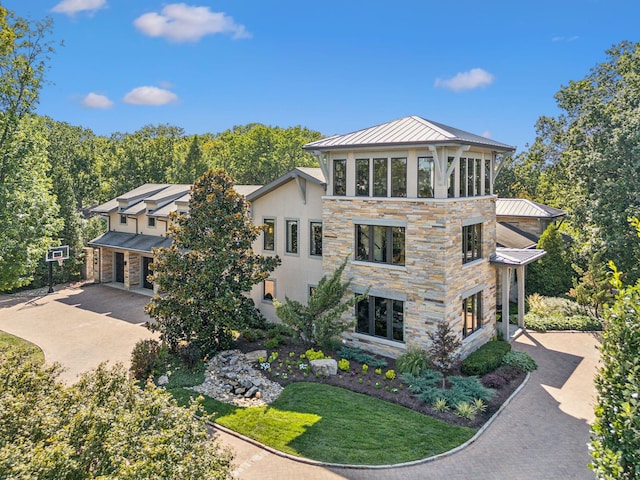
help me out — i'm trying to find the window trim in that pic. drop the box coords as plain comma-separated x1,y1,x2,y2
333,159,347,196
120,214,127,225
417,156,435,198
148,217,156,228
285,218,299,255
462,290,483,338
263,279,276,303
356,294,405,343
309,220,323,257
263,217,276,252
462,222,482,264
355,224,405,266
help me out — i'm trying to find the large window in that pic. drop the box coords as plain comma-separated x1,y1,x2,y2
286,219,298,254
310,221,322,256
333,159,346,196
356,295,404,342
462,291,482,337
391,157,407,197
356,224,405,266
356,158,369,196
418,156,434,198
263,218,275,251
462,223,482,263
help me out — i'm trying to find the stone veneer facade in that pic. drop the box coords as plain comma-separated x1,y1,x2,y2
323,196,497,359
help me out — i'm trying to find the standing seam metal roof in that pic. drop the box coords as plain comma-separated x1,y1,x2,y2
496,198,566,218
304,116,515,151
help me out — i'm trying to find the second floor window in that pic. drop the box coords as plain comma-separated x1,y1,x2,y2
286,219,298,254
120,214,127,225
148,217,156,228
462,223,482,263
418,156,434,198
310,221,322,256
333,159,346,196
356,224,405,266
263,218,275,251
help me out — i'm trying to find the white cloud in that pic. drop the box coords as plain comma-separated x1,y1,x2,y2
552,35,579,42
434,68,495,92
51,0,106,15
481,130,492,139
123,86,178,106
82,92,113,109
134,3,251,43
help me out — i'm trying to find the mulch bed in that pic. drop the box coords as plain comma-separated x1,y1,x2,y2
234,337,526,429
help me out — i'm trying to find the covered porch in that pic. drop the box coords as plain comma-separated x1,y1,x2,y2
491,248,546,341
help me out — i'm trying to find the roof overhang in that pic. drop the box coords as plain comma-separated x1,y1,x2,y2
491,248,546,267
89,231,173,254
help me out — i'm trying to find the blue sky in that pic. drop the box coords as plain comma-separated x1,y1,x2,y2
4,0,640,153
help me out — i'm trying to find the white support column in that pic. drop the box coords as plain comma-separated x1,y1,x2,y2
518,265,526,328
501,267,511,340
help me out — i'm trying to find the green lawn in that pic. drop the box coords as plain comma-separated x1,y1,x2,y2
0,330,45,364
171,382,475,465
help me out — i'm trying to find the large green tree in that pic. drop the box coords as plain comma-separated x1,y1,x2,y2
500,41,640,279
145,169,280,355
527,223,573,297
0,7,61,291
0,349,233,479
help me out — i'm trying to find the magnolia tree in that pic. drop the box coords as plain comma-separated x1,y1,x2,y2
0,349,233,479
145,169,280,355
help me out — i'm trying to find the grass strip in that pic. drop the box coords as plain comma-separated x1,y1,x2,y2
170,382,475,465
0,330,45,364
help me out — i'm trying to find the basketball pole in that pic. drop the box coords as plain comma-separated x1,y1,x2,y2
48,260,54,293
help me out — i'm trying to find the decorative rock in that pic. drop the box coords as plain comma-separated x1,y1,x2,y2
244,350,267,362
310,358,338,376
189,349,283,407
157,375,169,386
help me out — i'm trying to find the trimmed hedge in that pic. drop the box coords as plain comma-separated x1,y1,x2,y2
524,313,603,332
461,340,511,376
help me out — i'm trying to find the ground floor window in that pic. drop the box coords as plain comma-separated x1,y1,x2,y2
462,291,482,337
356,295,404,342
263,279,275,302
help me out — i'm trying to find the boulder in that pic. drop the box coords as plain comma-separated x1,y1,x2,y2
310,358,338,376
244,350,267,363
157,375,169,386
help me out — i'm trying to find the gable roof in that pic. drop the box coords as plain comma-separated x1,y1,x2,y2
496,198,565,218
304,116,515,152
246,167,325,202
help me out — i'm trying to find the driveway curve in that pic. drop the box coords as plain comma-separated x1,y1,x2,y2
0,286,599,479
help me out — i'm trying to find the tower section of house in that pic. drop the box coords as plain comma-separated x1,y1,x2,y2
304,116,516,358
246,168,326,321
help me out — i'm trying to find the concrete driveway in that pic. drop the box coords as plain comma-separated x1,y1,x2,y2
0,284,156,384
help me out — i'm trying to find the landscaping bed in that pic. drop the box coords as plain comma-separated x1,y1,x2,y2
233,335,527,429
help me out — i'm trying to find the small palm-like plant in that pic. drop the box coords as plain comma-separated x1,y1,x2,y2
433,398,449,413
455,401,478,420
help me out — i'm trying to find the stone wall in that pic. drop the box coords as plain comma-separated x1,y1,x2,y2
100,248,113,283
125,252,140,289
323,196,497,358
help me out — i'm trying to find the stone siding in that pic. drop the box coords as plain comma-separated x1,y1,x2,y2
125,252,140,289
323,196,497,358
100,249,113,283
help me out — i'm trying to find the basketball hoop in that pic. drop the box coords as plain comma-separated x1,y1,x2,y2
46,245,70,294
56,258,64,267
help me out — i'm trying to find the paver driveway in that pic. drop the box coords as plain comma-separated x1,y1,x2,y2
0,284,156,384
0,285,599,479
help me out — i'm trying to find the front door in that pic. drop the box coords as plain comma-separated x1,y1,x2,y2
142,256,153,289
114,252,125,283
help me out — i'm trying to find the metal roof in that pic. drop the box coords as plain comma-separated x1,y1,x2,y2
234,185,263,197
496,222,538,249
88,231,173,253
304,116,515,152
496,198,565,218
491,248,547,266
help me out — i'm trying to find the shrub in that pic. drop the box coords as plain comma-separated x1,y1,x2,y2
374,367,382,375
401,370,443,394
338,358,350,372
461,340,511,376
427,323,461,384
454,401,478,420
494,364,523,382
396,347,430,376
176,341,202,369
266,323,294,339
239,328,265,342
264,336,285,349
337,347,387,369
361,364,369,374
447,375,495,403
385,369,396,380
502,351,537,372
481,372,507,389
131,339,166,382
305,348,325,361
432,398,449,412
524,312,603,332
